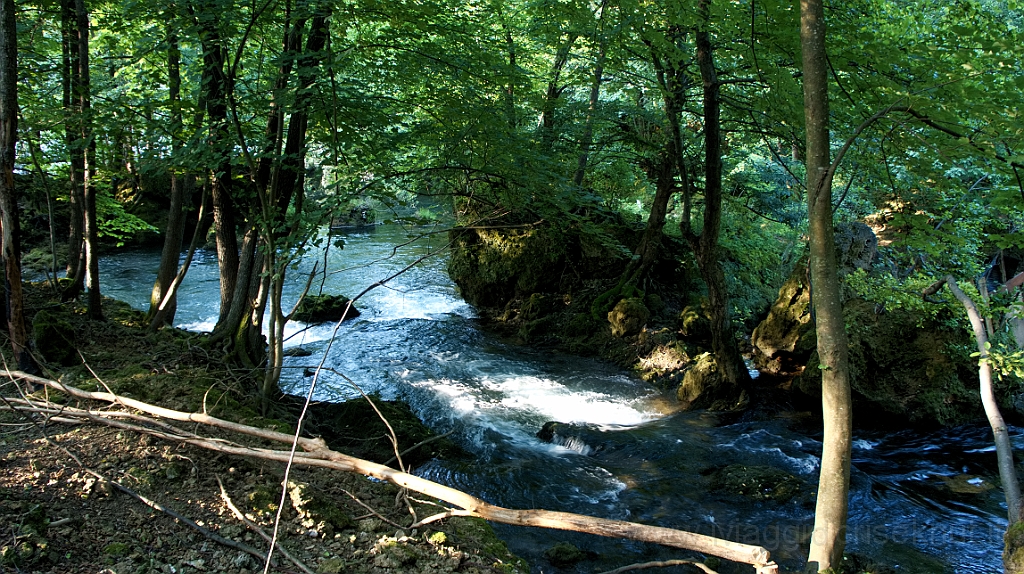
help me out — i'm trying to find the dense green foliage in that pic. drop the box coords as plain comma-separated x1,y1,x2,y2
9,0,1024,375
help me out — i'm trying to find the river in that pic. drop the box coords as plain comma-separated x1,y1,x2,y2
98,225,1011,573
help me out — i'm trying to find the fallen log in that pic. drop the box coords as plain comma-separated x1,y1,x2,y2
3,370,774,570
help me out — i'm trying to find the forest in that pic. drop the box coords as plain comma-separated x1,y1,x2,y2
1,0,1024,572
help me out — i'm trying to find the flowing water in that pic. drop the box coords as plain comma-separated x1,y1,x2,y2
99,226,1011,573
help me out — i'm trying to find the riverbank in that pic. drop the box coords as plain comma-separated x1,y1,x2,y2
0,284,527,574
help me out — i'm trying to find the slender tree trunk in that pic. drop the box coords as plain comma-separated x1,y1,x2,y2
148,194,213,332
61,0,85,300
0,0,34,371
75,0,102,320
253,6,330,399
195,15,239,329
572,0,609,188
502,22,517,128
925,277,1022,524
149,17,187,325
687,1,750,391
800,0,852,570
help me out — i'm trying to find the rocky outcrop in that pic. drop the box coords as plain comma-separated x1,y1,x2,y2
751,222,983,426
447,223,635,308
751,221,876,378
794,299,978,426
749,262,813,378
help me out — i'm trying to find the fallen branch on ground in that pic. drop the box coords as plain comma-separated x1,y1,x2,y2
3,370,774,569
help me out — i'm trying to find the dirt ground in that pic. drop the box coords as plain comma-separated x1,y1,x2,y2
0,288,528,574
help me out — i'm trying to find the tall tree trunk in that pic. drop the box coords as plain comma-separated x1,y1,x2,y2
61,0,85,300
683,2,750,392
76,0,102,320
502,22,517,128
800,0,852,570
0,0,34,371
572,0,609,188
149,16,187,325
195,13,239,329
255,6,330,401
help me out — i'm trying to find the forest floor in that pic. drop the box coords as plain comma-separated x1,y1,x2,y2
0,285,528,574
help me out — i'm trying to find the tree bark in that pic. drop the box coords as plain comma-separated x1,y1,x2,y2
256,6,331,400
572,0,609,188
149,16,187,325
800,0,852,570
690,7,750,392
537,34,576,150
194,11,239,329
76,0,102,320
60,0,85,300
924,276,1022,525
0,0,34,371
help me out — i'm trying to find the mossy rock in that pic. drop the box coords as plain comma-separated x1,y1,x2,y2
447,218,640,310
753,255,979,426
543,542,588,567
293,294,360,324
317,557,346,574
644,293,666,315
22,246,67,276
677,305,711,343
608,297,649,338
247,485,280,516
676,353,741,411
103,542,129,556
518,315,555,343
31,308,78,366
706,464,801,502
562,311,602,337
299,396,463,466
1007,520,1024,573
749,260,813,377
795,298,978,426
448,517,530,572
519,293,558,322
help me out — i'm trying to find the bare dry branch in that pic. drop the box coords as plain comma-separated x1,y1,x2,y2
1,371,772,568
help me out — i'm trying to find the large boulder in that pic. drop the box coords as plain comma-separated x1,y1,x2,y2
751,222,981,426
794,299,978,426
447,223,633,308
676,353,745,411
751,221,876,377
